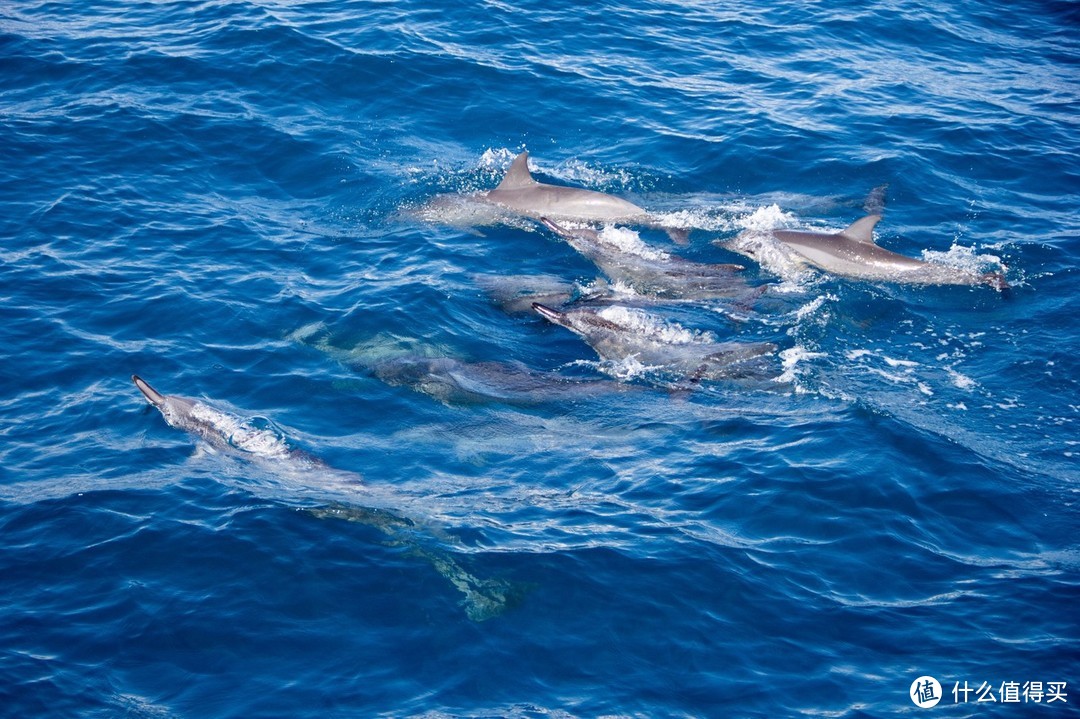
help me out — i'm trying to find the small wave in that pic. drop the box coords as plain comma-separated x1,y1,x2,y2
776,346,828,390
182,403,293,461
596,226,670,261
594,306,718,345
921,242,1007,276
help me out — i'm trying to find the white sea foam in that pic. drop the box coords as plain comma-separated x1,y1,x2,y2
651,209,711,231
649,208,736,233
921,243,1006,274
947,368,977,390
793,294,834,323
737,204,798,233
552,158,636,190
183,403,293,460
776,346,827,388
477,147,517,172
607,279,644,298
597,226,669,261
595,306,716,345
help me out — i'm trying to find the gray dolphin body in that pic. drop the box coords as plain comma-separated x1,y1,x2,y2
540,218,752,300
133,375,314,464
479,151,688,243
531,304,777,382
132,375,514,620
725,215,1008,289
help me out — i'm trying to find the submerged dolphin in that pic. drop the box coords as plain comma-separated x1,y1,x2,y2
540,218,754,300
479,151,689,243
723,215,1008,289
132,375,514,620
531,304,777,382
373,356,633,406
472,272,609,315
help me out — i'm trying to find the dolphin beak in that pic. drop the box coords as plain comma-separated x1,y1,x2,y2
539,217,570,238
532,302,566,325
132,375,166,407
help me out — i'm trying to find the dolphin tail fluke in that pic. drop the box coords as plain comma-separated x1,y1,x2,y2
409,544,521,622
132,375,167,407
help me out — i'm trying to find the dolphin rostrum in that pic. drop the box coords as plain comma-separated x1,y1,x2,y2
132,375,515,620
540,218,754,300
531,304,777,382
480,151,689,243
723,215,1008,290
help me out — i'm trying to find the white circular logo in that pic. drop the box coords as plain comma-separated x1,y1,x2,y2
910,676,942,708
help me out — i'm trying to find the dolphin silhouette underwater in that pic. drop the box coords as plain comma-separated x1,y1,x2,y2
472,151,689,243
132,375,515,620
722,214,1008,290
371,355,636,406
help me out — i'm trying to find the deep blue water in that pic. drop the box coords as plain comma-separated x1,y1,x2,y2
2,0,1078,716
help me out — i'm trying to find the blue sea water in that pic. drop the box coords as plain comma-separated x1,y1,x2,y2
2,0,1078,716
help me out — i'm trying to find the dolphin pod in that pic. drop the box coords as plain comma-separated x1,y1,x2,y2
723,214,1009,290
427,150,1009,291
130,152,1012,621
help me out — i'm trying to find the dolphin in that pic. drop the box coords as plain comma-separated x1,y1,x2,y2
722,215,1008,290
540,218,755,300
132,375,515,620
478,151,689,243
133,375,311,464
531,304,777,382
372,356,633,406
472,272,608,315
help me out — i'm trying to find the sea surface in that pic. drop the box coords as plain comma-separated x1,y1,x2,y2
2,1,1078,716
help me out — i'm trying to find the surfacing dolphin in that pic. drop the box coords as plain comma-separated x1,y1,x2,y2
479,151,689,243
132,375,515,620
722,215,1008,290
133,375,315,465
540,218,756,301
531,304,777,383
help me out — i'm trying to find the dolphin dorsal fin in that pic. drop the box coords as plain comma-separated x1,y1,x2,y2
495,151,536,190
840,215,882,244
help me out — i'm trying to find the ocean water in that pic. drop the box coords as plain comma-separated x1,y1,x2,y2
2,0,1078,716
